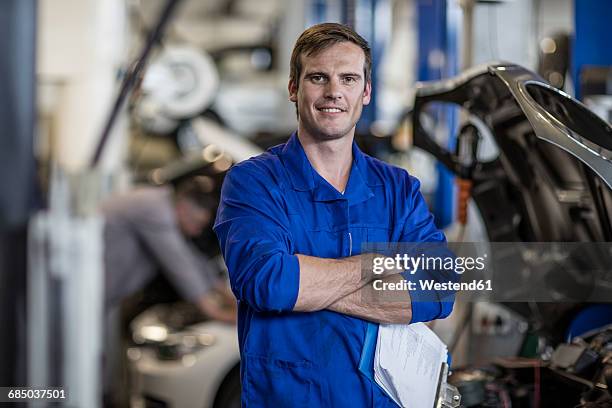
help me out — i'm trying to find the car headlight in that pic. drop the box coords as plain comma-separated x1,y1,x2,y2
136,324,169,343
133,324,217,361
154,332,216,361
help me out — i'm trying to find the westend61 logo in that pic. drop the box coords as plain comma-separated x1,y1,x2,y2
371,253,487,275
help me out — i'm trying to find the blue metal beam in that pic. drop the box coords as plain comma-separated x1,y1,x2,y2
573,0,612,100
416,0,460,229
307,0,387,133
355,0,378,132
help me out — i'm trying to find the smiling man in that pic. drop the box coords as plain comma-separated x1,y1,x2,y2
214,23,455,407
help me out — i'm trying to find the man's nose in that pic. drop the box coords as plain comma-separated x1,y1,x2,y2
324,79,343,99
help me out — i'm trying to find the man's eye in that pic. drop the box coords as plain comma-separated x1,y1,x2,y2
311,75,326,83
343,76,357,84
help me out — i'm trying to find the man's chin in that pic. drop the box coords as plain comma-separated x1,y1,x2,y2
311,126,354,141
298,118,357,141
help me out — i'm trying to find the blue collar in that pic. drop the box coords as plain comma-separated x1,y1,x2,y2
278,132,381,204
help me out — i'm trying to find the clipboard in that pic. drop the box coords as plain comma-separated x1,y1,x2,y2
358,322,460,408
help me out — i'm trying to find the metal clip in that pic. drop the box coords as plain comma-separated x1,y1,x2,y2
434,363,461,408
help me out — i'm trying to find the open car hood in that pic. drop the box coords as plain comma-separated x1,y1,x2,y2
414,63,612,187
413,63,612,243
412,64,612,335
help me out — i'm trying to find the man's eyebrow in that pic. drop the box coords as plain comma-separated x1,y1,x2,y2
303,71,363,78
304,71,328,77
340,72,363,78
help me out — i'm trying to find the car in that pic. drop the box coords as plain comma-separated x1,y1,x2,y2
412,62,611,244
128,302,240,408
410,62,612,407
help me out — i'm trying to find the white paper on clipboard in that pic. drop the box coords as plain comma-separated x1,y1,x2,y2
374,323,448,408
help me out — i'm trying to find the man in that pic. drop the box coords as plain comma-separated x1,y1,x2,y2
101,177,236,407
214,23,455,406
102,177,235,322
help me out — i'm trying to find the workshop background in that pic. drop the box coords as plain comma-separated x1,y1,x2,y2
1,0,611,407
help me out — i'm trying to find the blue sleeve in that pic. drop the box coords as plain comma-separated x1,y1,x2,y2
399,175,457,323
213,165,299,313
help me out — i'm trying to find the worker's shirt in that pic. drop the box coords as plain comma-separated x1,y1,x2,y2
214,133,454,407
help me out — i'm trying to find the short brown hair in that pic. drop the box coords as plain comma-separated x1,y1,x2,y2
289,23,372,89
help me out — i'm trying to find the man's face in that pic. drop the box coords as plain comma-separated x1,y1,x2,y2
176,198,212,237
289,42,371,141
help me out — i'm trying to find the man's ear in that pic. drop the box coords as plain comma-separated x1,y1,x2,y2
288,80,298,102
362,80,372,106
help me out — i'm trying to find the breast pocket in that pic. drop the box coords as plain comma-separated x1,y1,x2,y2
244,354,313,407
288,214,343,258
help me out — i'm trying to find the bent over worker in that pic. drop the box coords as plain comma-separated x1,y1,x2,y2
103,178,235,323
214,23,456,407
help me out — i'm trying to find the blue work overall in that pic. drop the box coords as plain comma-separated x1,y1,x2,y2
214,133,455,407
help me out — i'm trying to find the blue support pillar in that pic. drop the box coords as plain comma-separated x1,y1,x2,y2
572,0,612,100
308,0,352,26
307,0,389,134
307,0,328,26
416,0,460,229
355,0,377,132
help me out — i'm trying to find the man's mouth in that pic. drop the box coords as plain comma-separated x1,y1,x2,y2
317,106,346,113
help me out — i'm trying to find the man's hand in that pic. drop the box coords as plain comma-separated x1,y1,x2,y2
213,280,238,310
327,274,412,324
197,295,237,324
293,253,404,312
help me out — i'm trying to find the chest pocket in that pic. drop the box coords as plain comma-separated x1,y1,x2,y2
350,197,394,246
284,192,351,258
288,214,344,258
344,226,390,257
285,191,396,258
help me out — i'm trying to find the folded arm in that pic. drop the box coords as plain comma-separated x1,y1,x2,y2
327,274,412,324
215,166,456,322
329,174,458,324
293,254,397,312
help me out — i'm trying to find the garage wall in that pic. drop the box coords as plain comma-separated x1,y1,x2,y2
472,0,573,71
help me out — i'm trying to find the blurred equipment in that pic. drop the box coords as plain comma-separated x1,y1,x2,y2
142,116,262,185
28,1,183,407
134,46,220,134
92,0,183,166
135,0,283,52
130,0,294,138
448,326,612,407
581,66,612,124
537,32,570,90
